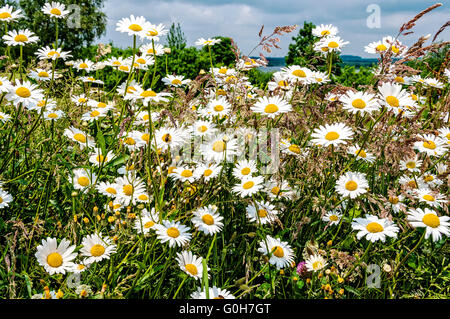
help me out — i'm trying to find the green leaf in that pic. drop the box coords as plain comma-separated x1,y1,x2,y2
96,127,106,155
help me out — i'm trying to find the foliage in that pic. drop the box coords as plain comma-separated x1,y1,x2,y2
334,65,376,89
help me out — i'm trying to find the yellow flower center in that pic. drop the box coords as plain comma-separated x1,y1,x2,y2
90,110,100,117
119,65,129,71
136,58,146,64
424,175,434,182
171,79,182,85
366,222,384,233
329,214,339,222
50,8,61,15
47,252,63,268
394,76,404,83
328,41,339,48
407,180,417,188
292,69,306,77
243,181,255,189
106,187,117,194
128,24,143,32
278,80,288,87
96,155,106,163
197,125,208,133
325,131,339,141
162,133,172,142
241,167,251,175
386,96,399,107
79,63,88,69
388,196,399,204
125,137,136,145
288,144,301,154
312,261,323,270
422,194,435,202
214,104,224,112
258,209,268,218
14,34,28,42
140,90,157,97
355,149,367,158
345,181,358,191
202,214,214,225
47,113,58,119
212,141,225,152
138,194,148,201
264,103,279,114
391,46,399,54
97,102,107,108
77,176,90,187
352,99,366,109
147,29,158,36
406,161,416,169
271,186,280,195
73,133,86,143
78,98,87,103
272,246,284,258
423,140,436,150
15,87,31,98
204,169,213,177
0,12,12,19
422,214,440,228
321,30,330,36
185,264,198,276
376,44,387,51
144,221,155,228
181,169,193,178
38,71,49,78
147,48,154,54
90,244,105,257
167,227,180,238
123,184,133,196
141,133,150,143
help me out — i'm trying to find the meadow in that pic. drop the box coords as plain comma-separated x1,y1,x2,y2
0,2,449,300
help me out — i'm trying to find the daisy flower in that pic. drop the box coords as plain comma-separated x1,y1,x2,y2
201,134,238,163
413,133,447,157
142,23,168,41
42,2,70,18
6,80,44,108
195,37,221,46
267,71,292,91
265,180,295,200
347,144,376,163
191,120,217,138
232,159,258,180
399,155,422,173
437,127,450,146
115,175,147,206
194,162,221,182
121,131,147,151
81,108,108,122
64,126,95,149
35,237,77,275
351,215,399,242
131,87,172,106
71,94,89,106
0,76,12,93
414,189,447,209
71,168,96,190
386,194,406,214
310,71,330,84
190,286,235,299
191,205,224,235
232,175,265,198
305,254,328,272
2,29,39,46
246,201,279,225
0,189,13,209
89,148,115,166
322,211,342,226
80,233,117,264
0,112,12,122
377,82,413,113
28,69,53,81
250,96,292,118
73,59,96,73
35,46,71,61
43,109,64,121
335,171,369,199
95,181,120,198
280,139,304,157
0,4,24,22
282,65,312,84
171,166,198,184
154,127,187,151
176,251,205,280
140,42,166,56
206,97,232,118
340,90,380,114
424,77,444,89
116,15,150,37
310,122,353,147
134,208,160,234
316,36,349,53
407,208,450,242
312,24,338,37
258,235,294,270
155,220,192,248
162,74,191,87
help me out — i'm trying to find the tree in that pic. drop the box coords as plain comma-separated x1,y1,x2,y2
14,0,107,53
285,21,342,75
166,22,187,51
208,36,236,67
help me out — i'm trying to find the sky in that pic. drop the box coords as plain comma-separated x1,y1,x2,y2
97,0,450,58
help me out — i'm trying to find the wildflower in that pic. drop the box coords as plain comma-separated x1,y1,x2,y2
335,171,369,199
176,251,206,280
258,235,295,270
35,237,77,275
80,233,117,264
2,29,39,46
250,96,292,118
351,215,399,242
310,123,353,147
155,220,192,248
191,205,224,235
407,208,450,242
42,2,70,18
305,254,328,272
